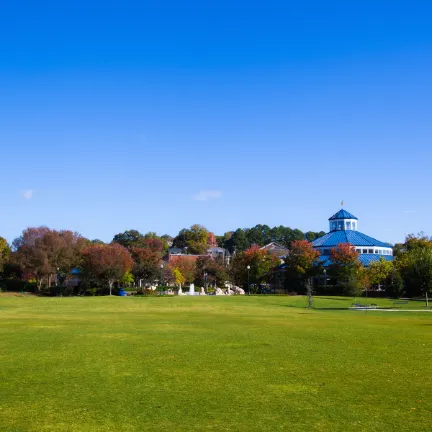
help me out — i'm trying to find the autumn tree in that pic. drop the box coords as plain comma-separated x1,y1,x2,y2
284,240,321,292
328,243,361,293
12,227,87,290
230,245,280,291
130,247,161,286
172,268,186,290
195,256,228,288
81,244,134,295
168,256,197,284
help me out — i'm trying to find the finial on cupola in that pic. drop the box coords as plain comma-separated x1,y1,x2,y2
341,200,344,207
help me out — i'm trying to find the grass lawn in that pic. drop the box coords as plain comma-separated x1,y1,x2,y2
1,295,431,432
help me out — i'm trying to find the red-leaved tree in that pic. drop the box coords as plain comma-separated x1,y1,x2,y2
81,244,134,295
329,242,360,285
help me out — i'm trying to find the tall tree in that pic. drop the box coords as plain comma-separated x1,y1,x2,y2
168,257,197,283
230,245,280,290
112,230,146,249
328,243,361,289
81,244,134,295
0,236,11,274
284,240,321,290
195,256,228,287
405,247,432,305
368,257,394,289
12,227,86,290
130,247,161,286
173,224,209,254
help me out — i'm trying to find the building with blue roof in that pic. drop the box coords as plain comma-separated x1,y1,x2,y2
312,209,393,266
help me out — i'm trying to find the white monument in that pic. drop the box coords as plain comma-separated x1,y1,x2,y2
188,283,196,296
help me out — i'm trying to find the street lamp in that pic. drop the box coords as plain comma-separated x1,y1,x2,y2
160,264,164,296
247,265,251,296
184,246,188,255
323,269,327,287
204,272,208,293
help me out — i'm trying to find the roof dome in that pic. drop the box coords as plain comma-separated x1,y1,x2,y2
328,209,358,220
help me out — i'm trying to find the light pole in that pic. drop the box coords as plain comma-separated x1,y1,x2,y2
184,246,188,255
204,272,208,293
247,265,251,296
323,269,327,287
160,264,164,296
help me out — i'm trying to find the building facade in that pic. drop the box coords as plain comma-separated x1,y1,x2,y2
312,209,393,266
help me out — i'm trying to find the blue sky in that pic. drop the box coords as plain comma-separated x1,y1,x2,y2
1,1,431,244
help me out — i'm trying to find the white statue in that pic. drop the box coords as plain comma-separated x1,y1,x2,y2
178,286,186,295
233,286,245,295
200,287,206,295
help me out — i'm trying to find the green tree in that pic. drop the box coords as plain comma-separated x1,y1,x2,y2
112,230,146,249
121,271,134,287
385,268,404,298
0,236,11,274
405,247,432,306
368,257,394,289
328,243,361,293
173,224,209,254
195,256,228,288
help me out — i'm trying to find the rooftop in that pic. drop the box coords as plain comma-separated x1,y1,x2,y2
318,254,394,267
312,230,391,248
328,209,358,221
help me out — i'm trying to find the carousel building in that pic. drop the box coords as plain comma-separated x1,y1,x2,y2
312,209,393,266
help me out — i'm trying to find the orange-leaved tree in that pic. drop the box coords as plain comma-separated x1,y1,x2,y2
329,242,361,288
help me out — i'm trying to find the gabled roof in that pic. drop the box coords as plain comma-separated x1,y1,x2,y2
328,209,358,220
312,230,391,248
260,242,287,251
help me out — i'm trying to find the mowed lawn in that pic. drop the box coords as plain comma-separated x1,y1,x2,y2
1,296,431,432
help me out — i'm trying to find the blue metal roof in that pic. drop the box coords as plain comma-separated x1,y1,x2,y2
312,230,391,248
328,209,358,220
318,254,393,267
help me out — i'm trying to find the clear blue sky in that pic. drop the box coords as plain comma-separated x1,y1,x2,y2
1,1,431,244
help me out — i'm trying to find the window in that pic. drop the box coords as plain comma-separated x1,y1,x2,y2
338,222,343,230
362,249,368,254
368,249,374,254
331,223,337,231
346,221,351,230
356,249,361,253
352,222,356,230
323,249,330,255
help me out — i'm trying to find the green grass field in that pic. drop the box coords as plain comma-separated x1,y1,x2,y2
1,295,431,432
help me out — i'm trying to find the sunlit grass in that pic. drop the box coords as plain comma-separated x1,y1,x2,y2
1,296,431,431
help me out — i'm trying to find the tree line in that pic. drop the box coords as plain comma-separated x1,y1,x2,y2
0,223,431,300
